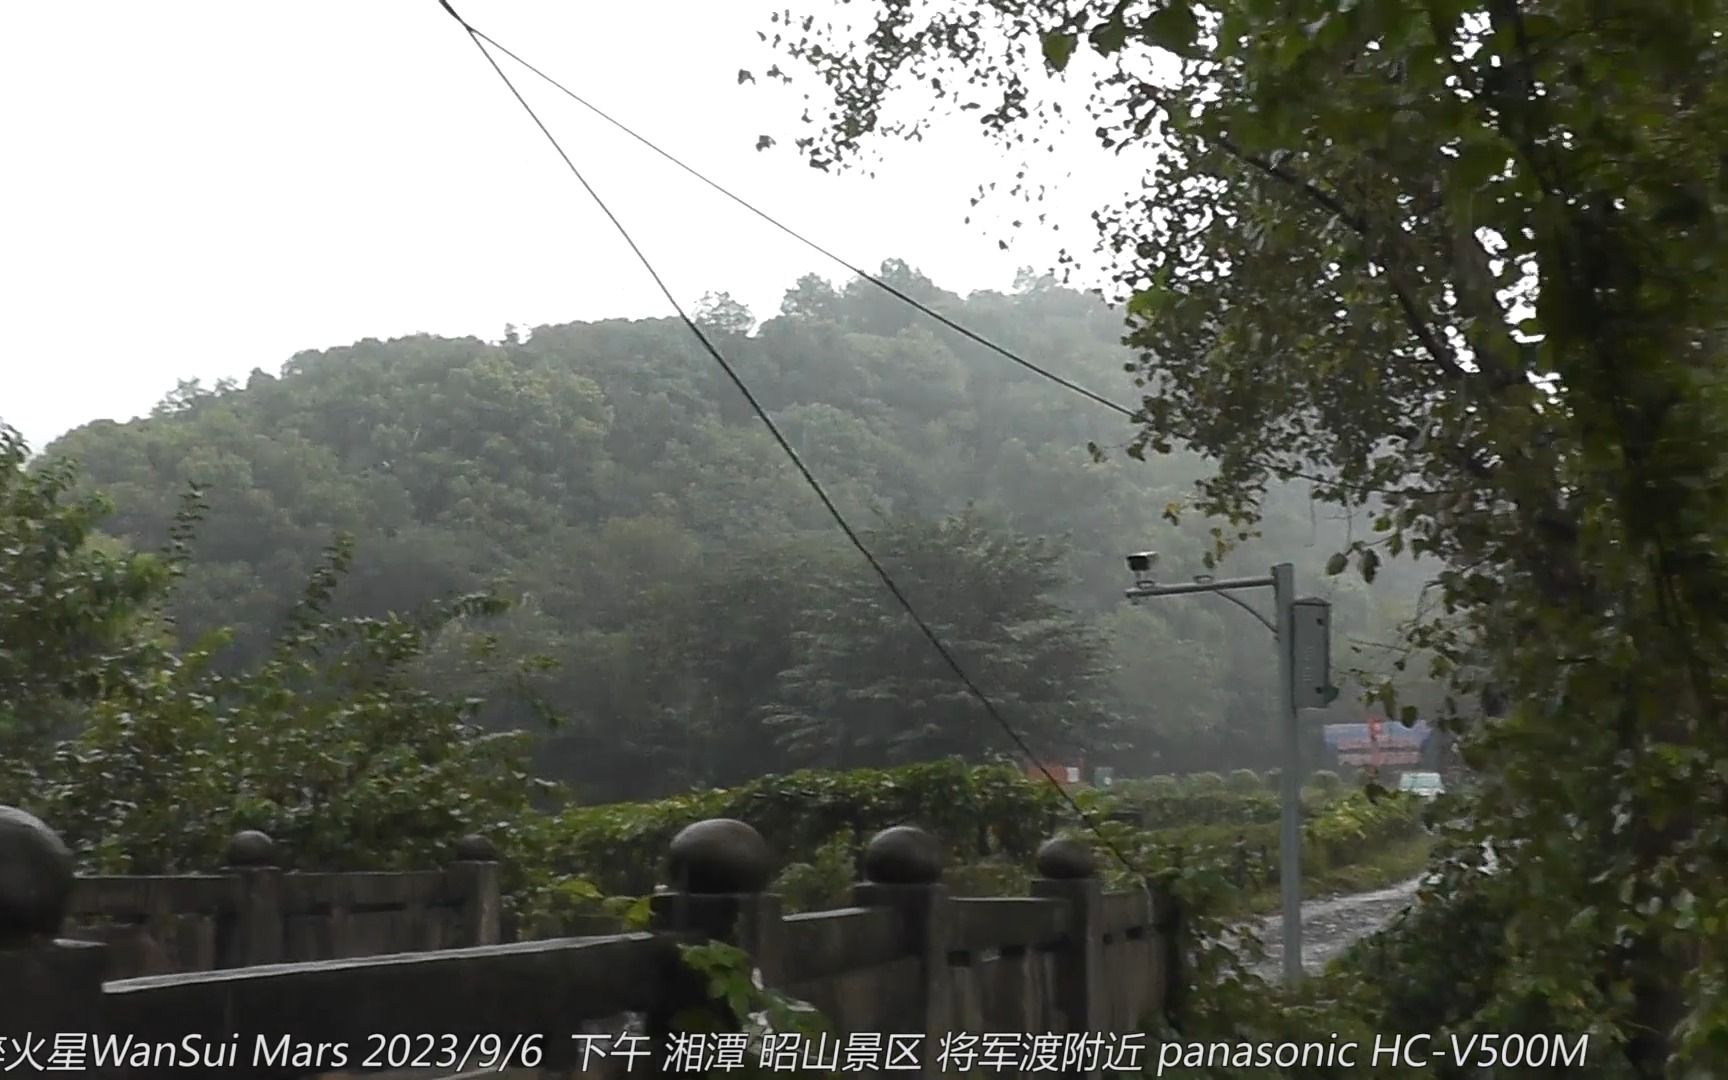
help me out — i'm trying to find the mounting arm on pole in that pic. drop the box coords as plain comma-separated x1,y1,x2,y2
1120,556,1333,984
1192,575,1278,637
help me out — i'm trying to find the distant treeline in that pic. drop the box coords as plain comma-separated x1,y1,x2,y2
36,262,1438,800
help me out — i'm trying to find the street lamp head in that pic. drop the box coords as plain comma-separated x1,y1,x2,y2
1126,551,1159,582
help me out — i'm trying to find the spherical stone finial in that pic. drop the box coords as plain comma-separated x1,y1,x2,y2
224,829,276,868
862,825,943,885
454,833,498,862
1035,837,1097,880
667,819,773,894
0,805,75,943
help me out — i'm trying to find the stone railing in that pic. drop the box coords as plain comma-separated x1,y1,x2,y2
60,827,500,979
0,805,1180,1079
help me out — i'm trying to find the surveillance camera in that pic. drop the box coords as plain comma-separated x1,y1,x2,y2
1126,551,1158,575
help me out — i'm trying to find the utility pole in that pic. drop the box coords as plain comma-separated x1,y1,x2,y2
1123,552,1334,984
1271,562,1301,986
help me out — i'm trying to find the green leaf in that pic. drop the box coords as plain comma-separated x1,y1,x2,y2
1143,2,1200,56
1089,16,1129,57
1041,32,1078,73
1126,289,1161,320
1453,138,1508,190
1325,552,1348,576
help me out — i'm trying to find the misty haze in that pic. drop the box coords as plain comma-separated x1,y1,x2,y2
2,2,1719,1077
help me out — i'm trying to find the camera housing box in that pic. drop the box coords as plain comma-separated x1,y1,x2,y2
1291,597,1336,709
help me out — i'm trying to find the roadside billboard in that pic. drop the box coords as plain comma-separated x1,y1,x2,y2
1321,720,1431,768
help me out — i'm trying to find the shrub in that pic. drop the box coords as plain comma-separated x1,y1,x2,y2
26,539,550,877
522,763,1424,926
1308,769,1344,795
1227,768,1263,793
549,758,1061,895
772,829,858,913
944,858,1033,898
1186,770,1226,792
1106,779,1282,829
1145,774,1181,796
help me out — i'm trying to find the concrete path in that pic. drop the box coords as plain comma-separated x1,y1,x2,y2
1249,876,1424,979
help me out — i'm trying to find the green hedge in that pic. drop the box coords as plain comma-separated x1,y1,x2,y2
1102,774,1358,832
1227,768,1263,792
541,758,1060,895
1100,783,1286,828
1136,791,1426,892
508,762,1427,934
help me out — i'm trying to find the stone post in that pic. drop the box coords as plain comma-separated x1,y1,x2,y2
650,818,782,977
447,833,502,948
851,825,951,1073
0,805,111,1074
1031,837,1105,1072
1151,878,1185,1027
224,828,283,967
647,818,781,1076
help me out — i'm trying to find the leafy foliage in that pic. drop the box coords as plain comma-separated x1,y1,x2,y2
762,510,1118,768
1225,768,1262,793
1307,769,1343,796
0,426,180,756
536,759,1059,897
36,272,1434,800
517,754,1418,926
672,941,834,1079
771,829,860,914
0,432,558,887
1107,780,1284,827
20,535,552,875
765,0,1728,1071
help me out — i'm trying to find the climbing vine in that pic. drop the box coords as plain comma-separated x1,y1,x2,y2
670,941,838,1079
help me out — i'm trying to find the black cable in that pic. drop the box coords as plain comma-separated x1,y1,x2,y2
454,20,1460,506
464,23,1140,422
435,0,1140,873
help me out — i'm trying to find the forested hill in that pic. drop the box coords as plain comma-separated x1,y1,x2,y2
42,261,1433,800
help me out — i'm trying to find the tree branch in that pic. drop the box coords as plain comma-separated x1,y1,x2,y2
1208,132,1469,381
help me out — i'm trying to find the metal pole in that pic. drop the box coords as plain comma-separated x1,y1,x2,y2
1272,561,1303,983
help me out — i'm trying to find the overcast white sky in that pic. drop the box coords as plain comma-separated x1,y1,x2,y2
2,1,1152,451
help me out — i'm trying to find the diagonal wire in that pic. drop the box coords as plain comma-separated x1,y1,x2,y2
453,21,1462,505
435,0,1140,874
464,22,1140,422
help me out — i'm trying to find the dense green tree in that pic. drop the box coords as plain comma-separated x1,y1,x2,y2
763,510,1120,768
0,429,550,873
31,548,547,874
767,0,1728,1070
0,425,179,754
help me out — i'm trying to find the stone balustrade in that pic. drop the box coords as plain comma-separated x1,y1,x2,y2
0,805,1179,1079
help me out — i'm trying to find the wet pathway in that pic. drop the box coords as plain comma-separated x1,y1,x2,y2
1250,876,1424,978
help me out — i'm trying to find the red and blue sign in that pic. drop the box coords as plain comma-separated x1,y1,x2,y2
1322,720,1430,767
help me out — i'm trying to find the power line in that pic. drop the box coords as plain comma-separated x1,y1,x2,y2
464,22,1140,422
453,23,1456,505
435,0,1138,872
